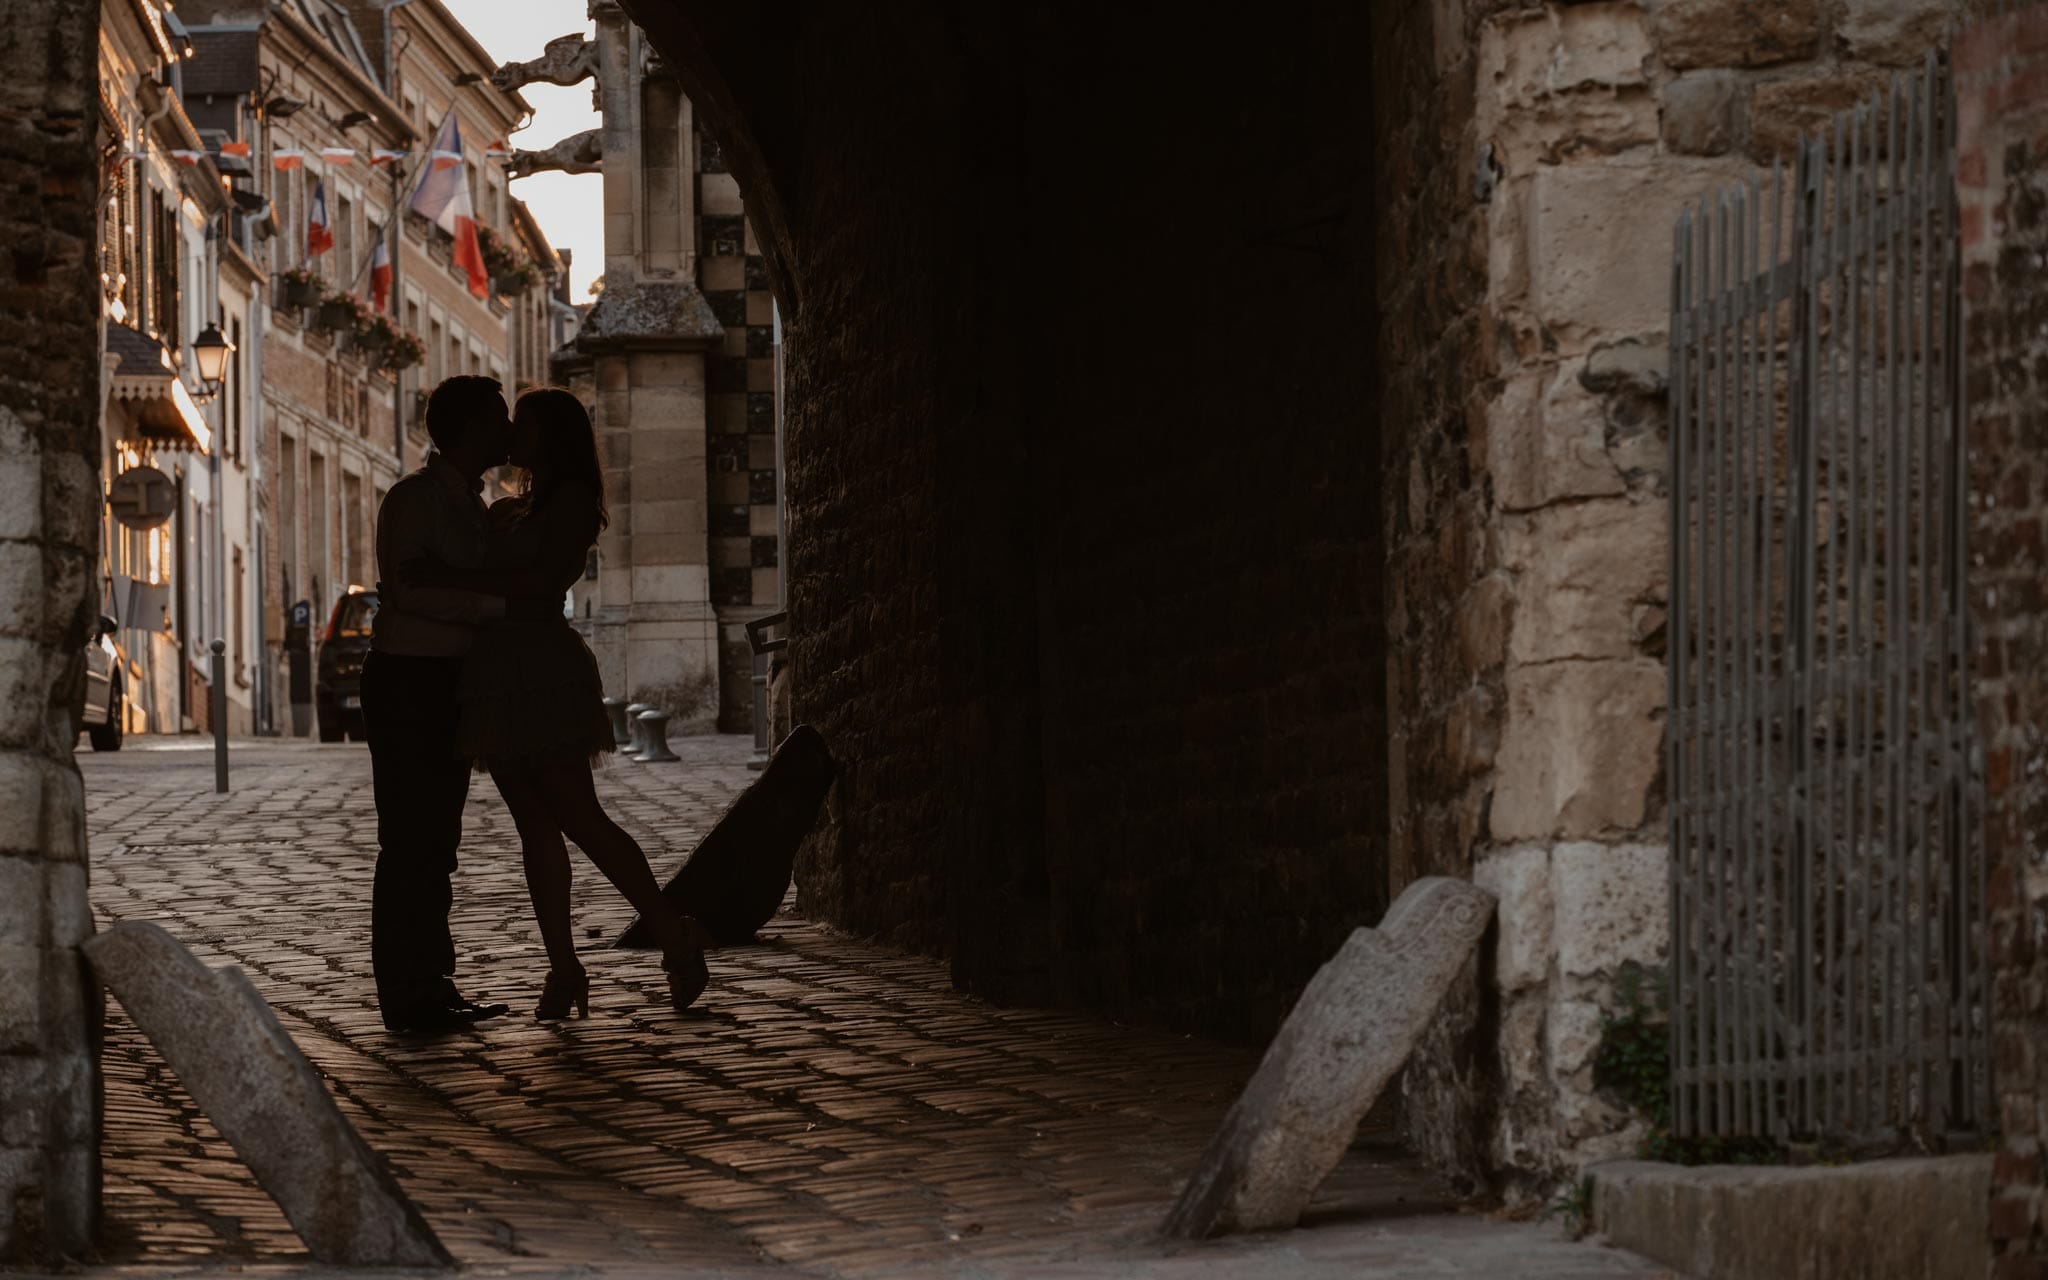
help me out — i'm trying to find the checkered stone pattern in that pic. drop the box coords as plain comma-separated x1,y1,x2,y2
72,738,1672,1279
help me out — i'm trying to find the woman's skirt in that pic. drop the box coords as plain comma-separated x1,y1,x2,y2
456,618,616,769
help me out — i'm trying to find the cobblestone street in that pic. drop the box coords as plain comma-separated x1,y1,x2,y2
73,737,1668,1279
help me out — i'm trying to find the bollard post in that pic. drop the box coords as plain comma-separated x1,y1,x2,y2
634,710,679,763
604,696,630,745
624,703,650,755
210,639,229,793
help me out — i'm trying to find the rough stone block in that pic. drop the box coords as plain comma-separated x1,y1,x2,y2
0,407,41,542
0,859,38,946
1161,877,1496,1237
1487,365,1627,511
0,943,41,1052
1474,845,1553,993
618,724,837,948
1550,841,1670,978
1593,1154,1993,1280
1662,71,1744,155
1501,496,1667,664
1749,69,1893,162
1491,658,1666,841
81,922,449,1266
1651,0,1823,69
1522,161,1746,352
1840,0,1952,65
0,543,42,640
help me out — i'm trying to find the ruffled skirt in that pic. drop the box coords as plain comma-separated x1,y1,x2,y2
457,619,615,769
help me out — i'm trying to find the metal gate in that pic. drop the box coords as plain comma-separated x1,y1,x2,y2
1666,53,1989,1145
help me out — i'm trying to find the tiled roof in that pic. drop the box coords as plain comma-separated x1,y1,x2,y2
183,28,261,98
105,322,173,377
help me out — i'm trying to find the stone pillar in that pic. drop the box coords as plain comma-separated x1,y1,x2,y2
1957,6,2048,1270
574,2,723,707
1376,0,1968,1198
0,0,106,1259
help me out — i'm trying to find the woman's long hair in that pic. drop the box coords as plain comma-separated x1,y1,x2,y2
515,386,609,532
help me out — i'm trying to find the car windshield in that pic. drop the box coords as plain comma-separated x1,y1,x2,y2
334,594,379,637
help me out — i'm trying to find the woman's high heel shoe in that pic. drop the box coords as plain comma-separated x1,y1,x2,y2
664,944,709,1012
535,967,591,1020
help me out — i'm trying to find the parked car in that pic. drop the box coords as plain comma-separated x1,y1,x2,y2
315,587,378,742
76,614,126,752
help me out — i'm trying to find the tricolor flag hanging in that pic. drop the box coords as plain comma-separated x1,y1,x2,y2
485,139,514,159
408,111,488,300
219,141,252,159
369,149,408,167
307,180,334,258
319,147,357,166
369,237,392,312
169,149,204,166
272,148,305,171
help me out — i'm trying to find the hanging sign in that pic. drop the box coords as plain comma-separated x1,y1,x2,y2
108,466,175,530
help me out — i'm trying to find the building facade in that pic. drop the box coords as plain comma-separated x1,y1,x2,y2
96,0,263,739
179,0,562,735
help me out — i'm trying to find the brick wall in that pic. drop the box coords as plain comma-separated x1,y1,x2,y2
1958,6,2048,1272
630,0,1390,1034
0,0,105,1258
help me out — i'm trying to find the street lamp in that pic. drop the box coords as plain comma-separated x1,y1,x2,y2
189,323,234,403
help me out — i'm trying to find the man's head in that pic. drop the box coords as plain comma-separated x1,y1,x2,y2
425,375,509,476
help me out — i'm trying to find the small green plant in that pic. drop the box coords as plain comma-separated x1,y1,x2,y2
1592,963,1780,1167
1542,1173,1596,1240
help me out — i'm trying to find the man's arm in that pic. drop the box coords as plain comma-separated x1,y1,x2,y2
377,481,505,626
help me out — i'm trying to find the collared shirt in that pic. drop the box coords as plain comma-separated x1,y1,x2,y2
370,453,505,657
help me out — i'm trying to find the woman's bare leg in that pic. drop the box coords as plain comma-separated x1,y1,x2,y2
531,761,708,954
489,762,582,978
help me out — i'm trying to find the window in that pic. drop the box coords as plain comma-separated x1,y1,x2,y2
232,544,245,678
229,316,245,461
280,433,299,600
337,191,355,285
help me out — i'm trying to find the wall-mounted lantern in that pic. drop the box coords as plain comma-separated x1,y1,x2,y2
188,323,234,403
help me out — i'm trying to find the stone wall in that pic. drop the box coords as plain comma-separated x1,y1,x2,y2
1380,0,1969,1197
1958,5,2048,1271
0,0,105,1259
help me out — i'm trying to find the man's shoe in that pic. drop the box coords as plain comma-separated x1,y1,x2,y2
443,993,510,1022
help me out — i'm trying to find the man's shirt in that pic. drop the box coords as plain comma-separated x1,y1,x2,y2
370,453,505,657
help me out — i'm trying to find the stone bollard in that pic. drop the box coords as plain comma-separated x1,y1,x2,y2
623,703,650,755
634,710,679,762
603,696,630,745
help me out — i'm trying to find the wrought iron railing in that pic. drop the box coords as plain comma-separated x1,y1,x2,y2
1666,53,1989,1146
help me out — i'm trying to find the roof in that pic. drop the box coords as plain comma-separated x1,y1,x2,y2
182,27,261,97
105,322,174,375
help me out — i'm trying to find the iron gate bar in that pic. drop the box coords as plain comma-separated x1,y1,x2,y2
1666,52,1987,1145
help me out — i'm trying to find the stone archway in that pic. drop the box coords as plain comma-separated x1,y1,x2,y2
615,0,1390,1034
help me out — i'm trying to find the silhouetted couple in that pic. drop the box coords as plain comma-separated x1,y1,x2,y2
362,376,712,1033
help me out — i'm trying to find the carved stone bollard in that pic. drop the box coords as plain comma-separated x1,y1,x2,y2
1162,876,1496,1239
603,696,630,745
634,709,679,762
623,702,650,754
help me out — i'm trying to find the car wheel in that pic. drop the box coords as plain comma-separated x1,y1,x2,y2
317,703,344,743
344,711,368,742
87,680,124,752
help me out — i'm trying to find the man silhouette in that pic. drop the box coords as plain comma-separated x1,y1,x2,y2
362,376,516,1032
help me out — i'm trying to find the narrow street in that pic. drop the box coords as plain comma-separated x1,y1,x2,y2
78,737,1664,1279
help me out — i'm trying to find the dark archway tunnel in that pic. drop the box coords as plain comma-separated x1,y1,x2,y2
618,1,1386,1045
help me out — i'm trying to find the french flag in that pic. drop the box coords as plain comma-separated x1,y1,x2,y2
370,237,392,312
307,180,334,258
408,111,488,300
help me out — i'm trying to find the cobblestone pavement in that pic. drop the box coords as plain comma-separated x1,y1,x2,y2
71,737,1672,1279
